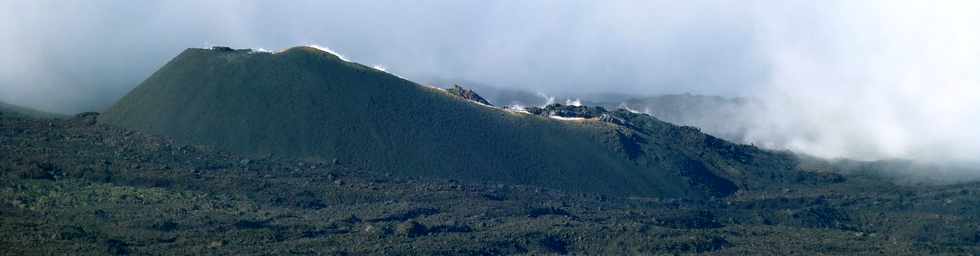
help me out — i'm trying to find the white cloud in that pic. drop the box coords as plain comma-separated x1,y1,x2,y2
742,1,980,162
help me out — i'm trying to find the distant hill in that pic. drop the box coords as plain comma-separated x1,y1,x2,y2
0,101,64,119
593,94,763,144
101,46,832,199
419,82,762,145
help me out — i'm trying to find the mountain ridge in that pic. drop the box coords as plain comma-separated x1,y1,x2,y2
100,46,832,199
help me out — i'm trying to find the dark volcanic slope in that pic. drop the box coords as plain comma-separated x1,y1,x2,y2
101,46,812,199
4,113,980,255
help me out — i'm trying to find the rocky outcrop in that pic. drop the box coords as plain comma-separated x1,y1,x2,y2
446,84,493,106
527,104,604,118
527,104,633,127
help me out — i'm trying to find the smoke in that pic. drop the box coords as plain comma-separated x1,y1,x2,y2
537,93,556,107
0,1,978,163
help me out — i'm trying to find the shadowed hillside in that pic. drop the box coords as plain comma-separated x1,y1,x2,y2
100,46,829,199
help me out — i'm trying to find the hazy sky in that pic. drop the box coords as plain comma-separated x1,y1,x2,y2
1,1,979,162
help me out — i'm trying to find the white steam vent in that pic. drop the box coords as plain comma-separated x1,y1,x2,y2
536,92,556,107
506,104,531,114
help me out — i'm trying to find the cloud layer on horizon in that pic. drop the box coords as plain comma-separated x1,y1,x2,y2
1,1,978,162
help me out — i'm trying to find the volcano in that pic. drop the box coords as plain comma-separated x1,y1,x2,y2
100,46,823,198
